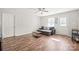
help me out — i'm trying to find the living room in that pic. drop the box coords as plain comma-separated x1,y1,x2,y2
0,8,79,51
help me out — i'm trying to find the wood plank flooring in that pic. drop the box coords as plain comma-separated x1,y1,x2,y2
1,34,79,51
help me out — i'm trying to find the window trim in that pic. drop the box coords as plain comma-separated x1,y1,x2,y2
48,17,55,27
59,17,67,27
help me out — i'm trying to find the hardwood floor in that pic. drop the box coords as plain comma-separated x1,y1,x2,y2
1,34,79,51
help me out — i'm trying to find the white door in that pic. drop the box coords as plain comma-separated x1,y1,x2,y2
2,13,14,38
0,13,2,38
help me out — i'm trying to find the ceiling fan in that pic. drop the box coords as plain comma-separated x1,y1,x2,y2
34,8,48,14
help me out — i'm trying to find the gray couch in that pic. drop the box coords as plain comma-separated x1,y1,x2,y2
37,26,56,36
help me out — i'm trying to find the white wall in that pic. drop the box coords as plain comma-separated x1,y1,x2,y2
0,8,40,38
2,13,14,38
40,10,79,36
15,13,40,36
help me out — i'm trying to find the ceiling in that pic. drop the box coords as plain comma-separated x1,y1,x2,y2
34,8,78,16
0,8,78,17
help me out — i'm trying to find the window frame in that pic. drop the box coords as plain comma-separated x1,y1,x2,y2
59,17,67,27
48,17,55,27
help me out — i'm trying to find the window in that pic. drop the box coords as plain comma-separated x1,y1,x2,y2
59,17,67,26
48,18,55,27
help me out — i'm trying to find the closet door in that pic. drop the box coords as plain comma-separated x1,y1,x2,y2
0,13,2,38
2,13,14,38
